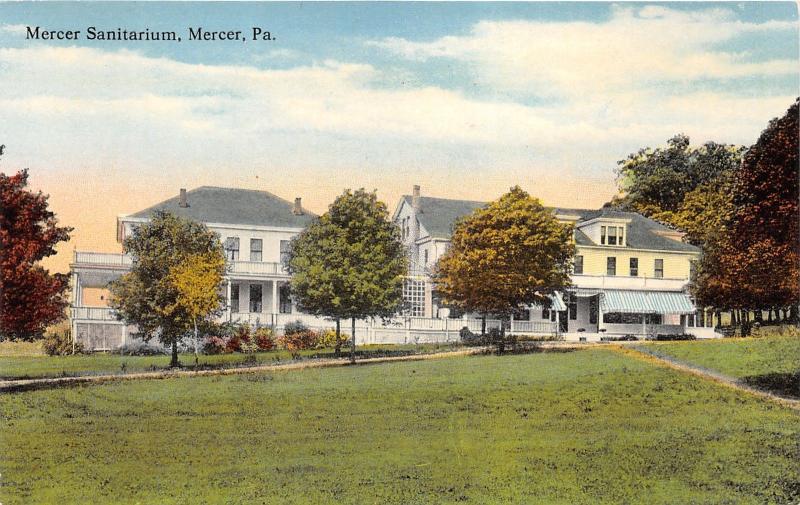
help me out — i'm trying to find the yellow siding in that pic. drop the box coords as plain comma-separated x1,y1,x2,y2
576,247,696,279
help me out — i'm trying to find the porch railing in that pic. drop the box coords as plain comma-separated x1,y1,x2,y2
511,320,559,334
227,261,286,276
73,251,132,267
71,306,121,321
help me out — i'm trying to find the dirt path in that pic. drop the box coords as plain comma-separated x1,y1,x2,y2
0,348,496,393
0,343,601,393
615,345,800,412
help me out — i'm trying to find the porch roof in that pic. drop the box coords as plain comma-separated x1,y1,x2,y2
599,289,695,315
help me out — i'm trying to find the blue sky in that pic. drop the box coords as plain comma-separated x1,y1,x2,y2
0,2,797,266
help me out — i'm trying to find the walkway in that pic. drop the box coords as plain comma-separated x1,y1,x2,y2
616,345,800,411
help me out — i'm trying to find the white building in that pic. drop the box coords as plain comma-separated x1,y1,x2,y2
70,186,315,350
392,186,718,340
70,184,717,350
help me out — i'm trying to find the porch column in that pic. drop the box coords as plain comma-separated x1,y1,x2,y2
225,280,232,321
510,313,515,333
272,280,278,315
555,311,560,336
641,314,646,336
596,295,604,332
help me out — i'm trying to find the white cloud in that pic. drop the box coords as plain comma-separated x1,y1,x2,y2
0,35,793,192
0,24,27,35
367,6,796,98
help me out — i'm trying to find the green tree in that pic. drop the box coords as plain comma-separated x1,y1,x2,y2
286,189,407,361
166,251,226,364
434,186,574,349
109,211,225,367
612,134,745,232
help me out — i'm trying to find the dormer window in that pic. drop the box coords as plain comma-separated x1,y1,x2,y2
600,225,625,246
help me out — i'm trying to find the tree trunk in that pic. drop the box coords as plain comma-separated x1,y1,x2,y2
334,319,341,357
715,311,721,328
350,318,356,364
193,319,199,366
170,340,179,368
767,308,774,324
481,315,486,335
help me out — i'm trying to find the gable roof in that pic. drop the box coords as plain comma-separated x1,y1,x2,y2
403,196,699,253
126,186,317,228
402,195,486,239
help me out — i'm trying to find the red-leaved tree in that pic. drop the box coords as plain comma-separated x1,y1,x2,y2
0,167,73,340
725,98,799,318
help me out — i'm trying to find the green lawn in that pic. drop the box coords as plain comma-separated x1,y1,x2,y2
0,344,460,380
637,335,800,399
638,335,799,379
1,348,798,504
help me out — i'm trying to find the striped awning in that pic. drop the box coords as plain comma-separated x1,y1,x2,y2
569,288,602,297
531,293,566,311
599,290,695,315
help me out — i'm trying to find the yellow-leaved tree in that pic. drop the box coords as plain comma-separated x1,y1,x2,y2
166,251,226,364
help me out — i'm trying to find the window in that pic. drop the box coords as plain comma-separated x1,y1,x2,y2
645,313,662,325
589,296,598,324
280,240,291,267
567,292,577,320
224,237,240,261
607,226,617,246
541,308,550,320
512,307,530,321
249,284,262,313
230,284,239,313
654,259,664,278
574,255,584,275
607,257,616,276
403,279,425,316
603,312,644,324
423,249,429,265
279,283,292,314
600,226,606,245
618,226,624,246
250,239,262,262
630,257,639,277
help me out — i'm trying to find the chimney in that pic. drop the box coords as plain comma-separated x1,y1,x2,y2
293,197,303,215
178,188,188,208
412,185,421,211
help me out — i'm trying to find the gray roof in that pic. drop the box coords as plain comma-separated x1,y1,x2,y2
404,196,699,253
127,186,317,228
402,195,486,239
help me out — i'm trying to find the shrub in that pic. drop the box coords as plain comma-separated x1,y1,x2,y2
279,329,319,356
252,327,276,351
283,320,310,336
115,341,166,356
42,323,83,355
600,335,639,342
226,323,252,353
653,334,696,341
203,336,228,355
459,327,486,346
317,328,349,350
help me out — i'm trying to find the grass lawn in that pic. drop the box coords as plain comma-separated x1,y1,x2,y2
1,348,798,504
0,344,461,381
638,335,800,379
638,334,800,399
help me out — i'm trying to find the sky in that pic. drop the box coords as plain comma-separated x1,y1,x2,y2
0,2,797,273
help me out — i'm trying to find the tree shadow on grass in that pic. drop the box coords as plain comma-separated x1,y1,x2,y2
741,371,800,399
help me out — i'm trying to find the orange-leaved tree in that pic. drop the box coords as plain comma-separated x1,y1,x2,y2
434,186,574,349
